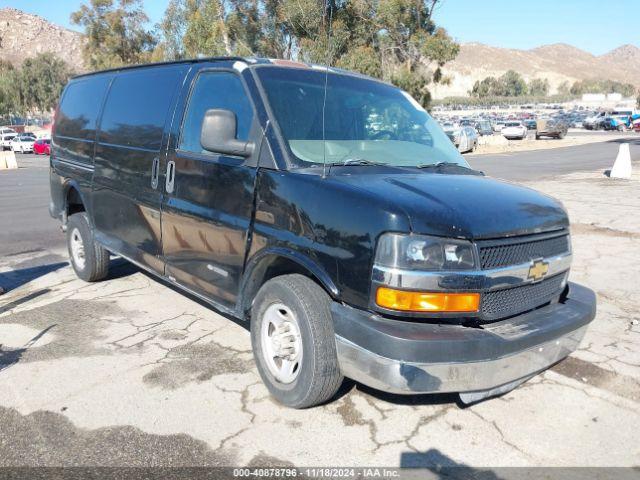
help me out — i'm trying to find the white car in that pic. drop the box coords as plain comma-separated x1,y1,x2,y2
10,134,36,153
0,127,17,150
501,121,527,140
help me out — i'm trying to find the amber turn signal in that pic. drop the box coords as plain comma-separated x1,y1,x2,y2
376,287,480,313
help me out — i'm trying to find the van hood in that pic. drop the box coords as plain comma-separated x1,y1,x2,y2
329,170,568,240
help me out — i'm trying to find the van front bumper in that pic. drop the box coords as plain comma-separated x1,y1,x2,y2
331,282,596,395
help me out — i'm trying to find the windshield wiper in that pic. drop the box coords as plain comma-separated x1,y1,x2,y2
416,162,469,169
332,158,386,166
415,162,484,175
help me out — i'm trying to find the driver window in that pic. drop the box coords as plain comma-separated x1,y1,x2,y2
179,71,254,154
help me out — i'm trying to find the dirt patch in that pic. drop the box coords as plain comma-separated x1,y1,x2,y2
143,341,252,390
0,406,235,466
0,299,128,367
552,356,640,402
336,395,367,427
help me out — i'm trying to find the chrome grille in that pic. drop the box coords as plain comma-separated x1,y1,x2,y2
481,273,566,320
478,233,570,270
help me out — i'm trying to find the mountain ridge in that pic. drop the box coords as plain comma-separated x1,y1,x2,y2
432,41,640,98
1,8,638,98
0,7,85,72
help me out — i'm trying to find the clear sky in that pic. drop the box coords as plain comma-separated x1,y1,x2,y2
3,0,639,55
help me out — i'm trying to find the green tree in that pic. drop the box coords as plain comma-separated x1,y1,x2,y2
153,0,188,60
470,76,503,97
0,61,19,115
528,78,549,96
155,0,459,108
499,70,527,96
570,79,636,97
557,80,570,95
18,54,72,113
71,0,157,69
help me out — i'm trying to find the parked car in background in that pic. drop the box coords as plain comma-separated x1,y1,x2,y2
502,121,527,140
474,120,493,136
583,111,606,130
524,120,537,130
493,120,507,132
10,133,35,153
0,127,17,150
602,114,631,131
536,119,568,139
33,138,51,155
446,126,478,153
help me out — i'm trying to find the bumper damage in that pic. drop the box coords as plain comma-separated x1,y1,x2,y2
332,282,596,397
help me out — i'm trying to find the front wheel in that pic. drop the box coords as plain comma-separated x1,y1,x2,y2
251,274,343,408
67,212,110,282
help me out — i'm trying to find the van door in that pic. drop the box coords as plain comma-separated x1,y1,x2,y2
161,69,259,310
92,65,187,273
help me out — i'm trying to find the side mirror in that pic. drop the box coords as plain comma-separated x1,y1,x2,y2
200,109,254,157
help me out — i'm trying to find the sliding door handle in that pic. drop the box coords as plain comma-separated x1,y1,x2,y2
165,160,176,194
151,157,159,189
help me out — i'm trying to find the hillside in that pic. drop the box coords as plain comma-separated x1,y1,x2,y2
0,7,85,72
1,7,638,99
431,42,640,99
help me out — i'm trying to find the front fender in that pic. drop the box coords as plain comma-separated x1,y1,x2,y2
239,246,340,316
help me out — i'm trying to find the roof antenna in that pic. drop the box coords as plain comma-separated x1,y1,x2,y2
321,1,334,179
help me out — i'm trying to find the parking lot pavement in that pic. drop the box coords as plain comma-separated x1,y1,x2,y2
1,160,640,468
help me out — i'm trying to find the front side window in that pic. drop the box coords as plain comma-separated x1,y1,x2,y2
255,66,467,168
179,71,254,154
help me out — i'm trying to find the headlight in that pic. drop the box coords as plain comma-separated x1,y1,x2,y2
375,233,476,271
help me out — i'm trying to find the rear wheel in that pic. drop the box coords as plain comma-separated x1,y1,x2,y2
66,212,110,282
251,274,343,408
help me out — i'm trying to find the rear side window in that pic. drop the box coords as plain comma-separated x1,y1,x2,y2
55,76,111,140
179,71,254,154
99,67,183,151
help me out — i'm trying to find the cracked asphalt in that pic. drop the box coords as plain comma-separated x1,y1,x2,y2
1,152,639,467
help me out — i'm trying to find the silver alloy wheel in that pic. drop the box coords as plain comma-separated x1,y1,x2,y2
260,302,303,384
70,227,86,270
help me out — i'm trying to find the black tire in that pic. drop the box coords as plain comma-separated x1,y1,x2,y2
535,134,540,140
251,274,343,408
66,212,109,282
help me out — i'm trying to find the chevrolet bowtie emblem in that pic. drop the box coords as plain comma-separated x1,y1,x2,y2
528,259,549,282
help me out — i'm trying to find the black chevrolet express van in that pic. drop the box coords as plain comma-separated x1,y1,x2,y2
49,57,596,408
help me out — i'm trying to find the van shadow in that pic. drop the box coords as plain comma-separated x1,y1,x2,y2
400,448,504,478
131,265,249,331
0,324,57,373
332,379,464,408
0,262,67,293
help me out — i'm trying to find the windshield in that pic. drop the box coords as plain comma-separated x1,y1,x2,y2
255,67,467,168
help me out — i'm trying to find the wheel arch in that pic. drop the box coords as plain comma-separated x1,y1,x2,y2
63,180,89,221
239,248,339,320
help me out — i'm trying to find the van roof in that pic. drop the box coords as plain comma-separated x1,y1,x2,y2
71,56,379,83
